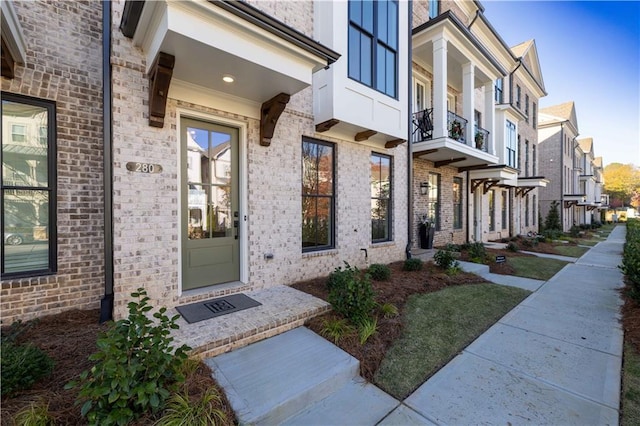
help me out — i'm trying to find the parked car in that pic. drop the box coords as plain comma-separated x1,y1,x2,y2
4,232,26,245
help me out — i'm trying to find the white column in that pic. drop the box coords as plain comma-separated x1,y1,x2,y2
484,82,495,155
462,62,474,146
432,36,448,139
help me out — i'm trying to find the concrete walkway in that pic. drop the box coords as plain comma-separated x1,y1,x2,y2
395,225,625,425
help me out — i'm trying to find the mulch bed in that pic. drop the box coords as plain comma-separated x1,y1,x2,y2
291,260,486,381
0,309,236,426
622,286,640,354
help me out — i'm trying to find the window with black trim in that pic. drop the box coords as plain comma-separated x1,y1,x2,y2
348,0,398,98
427,172,440,230
516,85,521,108
2,93,57,277
525,94,529,122
506,121,516,168
494,78,503,103
489,190,495,232
525,194,530,226
501,191,508,230
532,102,537,129
371,153,392,242
429,0,439,19
302,138,335,251
453,177,462,229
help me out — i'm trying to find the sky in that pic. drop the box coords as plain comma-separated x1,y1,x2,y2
481,0,640,168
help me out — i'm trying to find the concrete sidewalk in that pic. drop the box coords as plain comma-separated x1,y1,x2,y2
395,225,625,425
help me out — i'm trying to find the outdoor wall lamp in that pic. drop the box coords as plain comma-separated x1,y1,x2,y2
420,182,430,195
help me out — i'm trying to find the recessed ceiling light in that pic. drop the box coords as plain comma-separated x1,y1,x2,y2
222,74,235,83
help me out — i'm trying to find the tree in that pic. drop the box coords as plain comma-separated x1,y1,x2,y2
603,163,640,207
544,200,561,231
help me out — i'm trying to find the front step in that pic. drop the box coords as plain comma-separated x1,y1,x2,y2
206,327,398,425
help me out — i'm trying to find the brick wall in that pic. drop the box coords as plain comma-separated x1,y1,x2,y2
1,0,105,325
109,0,409,319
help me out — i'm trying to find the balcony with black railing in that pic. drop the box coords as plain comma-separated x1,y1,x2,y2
473,125,489,153
447,111,467,144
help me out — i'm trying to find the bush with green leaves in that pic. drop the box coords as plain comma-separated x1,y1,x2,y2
403,258,423,271
320,318,354,344
358,317,378,344
433,249,458,271
506,242,519,252
368,263,391,281
521,238,538,248
327,263,376,325
467,242,486,263
1,340,54,397
67,288,191,426
379,302,399,318
544,200,561,231
569,225,581,238
621,219,640,301
543,229,562,241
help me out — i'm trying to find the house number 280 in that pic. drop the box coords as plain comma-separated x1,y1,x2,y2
126,162,163,174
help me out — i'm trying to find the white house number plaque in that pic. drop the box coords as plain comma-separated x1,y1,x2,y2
126,162,162,174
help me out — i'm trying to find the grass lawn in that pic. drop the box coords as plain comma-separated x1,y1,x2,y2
623,343,640,425
374,283,530,399
507,256,569,280
552,244,589,258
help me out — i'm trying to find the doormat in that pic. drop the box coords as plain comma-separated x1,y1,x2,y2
176,293,262,324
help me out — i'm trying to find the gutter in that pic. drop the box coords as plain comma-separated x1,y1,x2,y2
100,0,114,323
406,0,414,259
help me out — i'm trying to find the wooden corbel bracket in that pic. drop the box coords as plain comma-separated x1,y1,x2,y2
260,93,290,146
148,52,175,128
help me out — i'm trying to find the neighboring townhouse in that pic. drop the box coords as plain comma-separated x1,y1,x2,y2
2,0,412,336
508,40,548,236
1,1,106,322
410,0,547,245
593,156,609,220
575,140,607,225
537,101,582,231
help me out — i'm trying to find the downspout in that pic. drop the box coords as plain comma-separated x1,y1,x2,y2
508,60,522,106
100,0,114,323
405,0,414,259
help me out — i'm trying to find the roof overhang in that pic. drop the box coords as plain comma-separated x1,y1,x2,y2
563,193,586,208
122,0,339,105
468,165,519,193
1,0,27,79
413,137,499,170
515,176,549,196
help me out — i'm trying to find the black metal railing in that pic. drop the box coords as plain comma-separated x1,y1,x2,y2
447,111,467,143
411,108,434,143
474,125,489,152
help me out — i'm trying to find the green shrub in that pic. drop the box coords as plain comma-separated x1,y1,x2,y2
621,219,640,301
543,229,562,241
467,242,486,261
433,249,457,271
13,401,54,426
368,263,391,281
403,258,423,271
358,317,378,345
1,341,54,397
521,238,538,248
155,388,227,426
379,302,399,318
67,288,191,426
569,225,581,238
444,243,461,252
327,263,376,325
507,242,519,252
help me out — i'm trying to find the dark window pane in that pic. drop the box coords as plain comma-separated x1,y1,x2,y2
301,196,317,247
316,144,333,196
377,0,388,44
388,1,398,48
348,25,361,80
349,0,361,25
3,190,50,274
361,34,372,86
386,50,396,97
302,139,334,251
376,44,386,92
316,197,332,247
362,0,373,32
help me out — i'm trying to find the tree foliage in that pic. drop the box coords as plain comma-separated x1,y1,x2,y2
604,163,640,208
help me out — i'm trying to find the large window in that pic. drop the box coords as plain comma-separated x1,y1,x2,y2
525,194,530,227
533,195,537,226
494,78,503,103
506,120,517,168
2,93,57,277
525,140,530,176
302,138,335,251
489,190,495,232
501,191,508,230
525,94,529,122
371,153,392,242
532,145,537,175
453,177,462,229
348,0,398,98
427,173,440,230
516,85,521,108
532,102,537,129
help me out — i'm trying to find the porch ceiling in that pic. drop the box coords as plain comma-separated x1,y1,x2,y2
127,0,338,104
413,137,499,169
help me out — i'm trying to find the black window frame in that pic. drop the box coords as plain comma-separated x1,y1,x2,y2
516,85,521,108
348,0,399,98
532,102,537,129
525,194,530,227
494,78,503,103
453,177,463,229
525,94,529,122
428,0,440,19
427,172,441,230
489,189,495,232
506,121,517,168
301,137,336,252
371,152,393,243
1,92,57,278
501,190,508,230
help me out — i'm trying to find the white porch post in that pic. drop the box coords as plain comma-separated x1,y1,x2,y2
484,82,495,154
432,36,448,139
462,62,474,146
